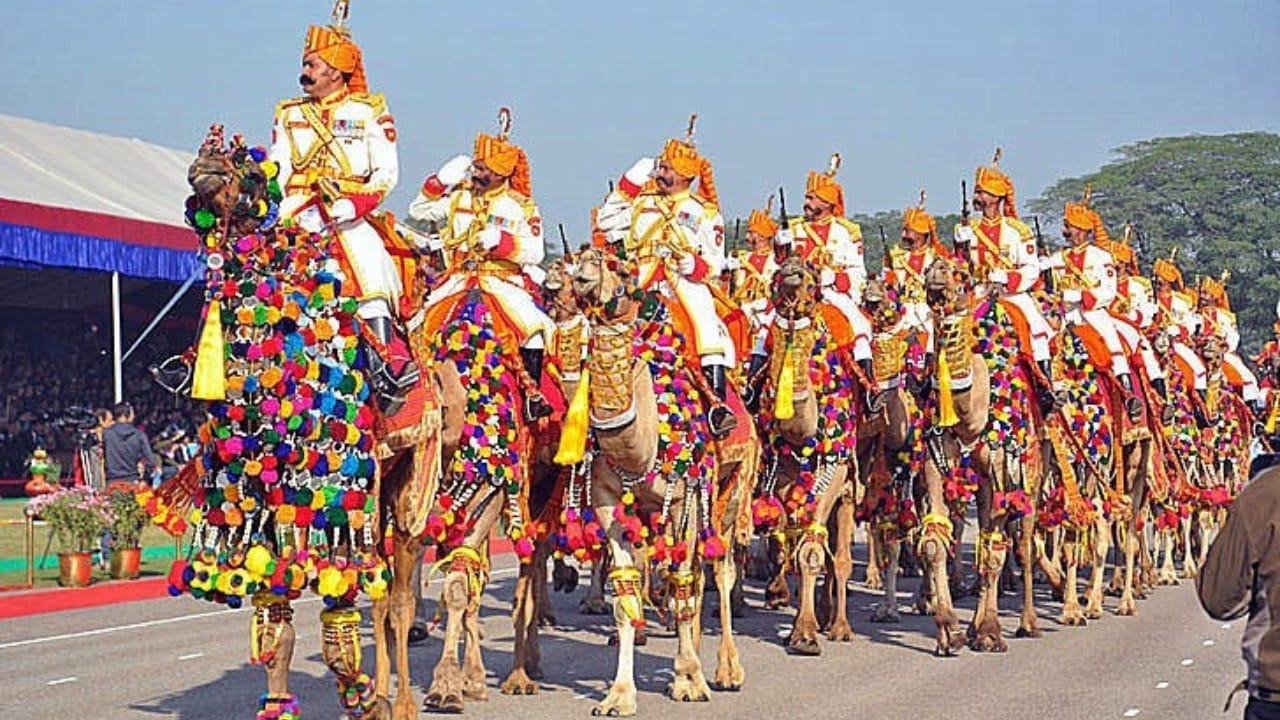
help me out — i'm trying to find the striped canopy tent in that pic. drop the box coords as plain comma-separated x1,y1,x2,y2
0,113,197,282
0,113,199,401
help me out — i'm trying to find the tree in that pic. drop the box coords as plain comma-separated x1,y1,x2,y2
1029,133,1280,355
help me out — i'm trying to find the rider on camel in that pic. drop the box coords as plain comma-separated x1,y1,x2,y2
270,6,417,413
737,197,784,409
595,117,739,437
408,109,557,421
953,149,1057,415
1198,274,1263,413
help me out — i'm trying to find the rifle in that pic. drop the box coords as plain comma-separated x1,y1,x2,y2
878,224,891,271
960,180,971,227
733,218,741,254
777,185,791,260
558,223,571,258
1033,215,1057,296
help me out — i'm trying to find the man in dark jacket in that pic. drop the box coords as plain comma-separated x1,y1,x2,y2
1199,457,1280,719
102,402,158,487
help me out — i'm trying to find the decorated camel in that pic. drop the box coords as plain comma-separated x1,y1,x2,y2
559,245,756,716
748,255,861,654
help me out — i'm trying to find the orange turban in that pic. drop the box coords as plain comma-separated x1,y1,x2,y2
747,201,778,239
806,172,845,218
1199,277,1229,311
660,138,718,207
474,133,531,197
974,151,1018,219
1152,257,1183,289
304,25,367,94
902,206,935,237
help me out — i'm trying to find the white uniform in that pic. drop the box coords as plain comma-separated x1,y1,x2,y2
596,187,735,366
885,245,941,349
1112,274,1166,382
409,185,554,347
1157,290,1208,391
789,216,873,361
270,89,401,319
954,217,1053,361
735,249,778,355
1045,243,1141,376
1203,306,1260,402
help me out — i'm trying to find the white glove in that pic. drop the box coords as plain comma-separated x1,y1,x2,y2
677,253,696,276
328,198,357,224
954,225,978,245
725,256,741,271
478,226,502,251
623,157,656,186
438,154,472,187
296,205,324,233
523,264,547,286
775,229,794,247
1063,288,1083,304
820,268,836,287
606,228,628,245
988,268,1009,285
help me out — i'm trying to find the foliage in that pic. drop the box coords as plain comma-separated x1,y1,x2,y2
1030,132,1280,354
106,486,149,549
26,487,109,554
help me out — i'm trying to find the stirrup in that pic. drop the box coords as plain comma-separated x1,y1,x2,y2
708,403,738,437
524,392,553,421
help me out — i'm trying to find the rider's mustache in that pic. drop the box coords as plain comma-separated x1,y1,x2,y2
299,74,315,87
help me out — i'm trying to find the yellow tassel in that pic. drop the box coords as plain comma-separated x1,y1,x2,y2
1266,399,1278,435
554,367,591,465
191,300,226,400
774,349,795,420
937,351,959,427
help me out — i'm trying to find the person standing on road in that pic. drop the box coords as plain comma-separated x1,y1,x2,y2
1199,458,1280,719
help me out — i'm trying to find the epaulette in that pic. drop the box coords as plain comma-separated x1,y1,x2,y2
348,91,388,115
1007,217,1033,239
834,216,863,239
274,97,308,116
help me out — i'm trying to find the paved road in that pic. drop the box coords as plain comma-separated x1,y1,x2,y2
0,539,1244,720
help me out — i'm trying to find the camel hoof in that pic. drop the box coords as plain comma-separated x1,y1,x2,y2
865,575,884,592
501,669,540,696
423,692,464,714
787,635,822,656
1115,602,1137,617
1059,613,1088,627
668,677,712,703
1015,625,1042,639
969,633,1008,653
710,680,743,692
1084,605,1104,620
593,682,637,717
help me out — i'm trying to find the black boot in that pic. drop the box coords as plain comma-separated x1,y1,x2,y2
742,353,769,412
1035,359,1059,416
366,317,419,416
703,364,738,438
519,347,554,421
1117,372,1144,421
1151,377,1174,424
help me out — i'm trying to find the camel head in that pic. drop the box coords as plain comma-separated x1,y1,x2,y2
925,256,971,317
186,125,280,240
771,255,820,321
862,275,902,331
543,254,582,323
572,246,638,322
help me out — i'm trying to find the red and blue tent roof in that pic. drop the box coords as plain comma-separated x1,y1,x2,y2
0,113,199,282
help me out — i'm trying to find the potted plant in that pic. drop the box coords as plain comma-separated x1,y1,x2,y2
26,486,110,587
105,486,149,579
24,448,62,496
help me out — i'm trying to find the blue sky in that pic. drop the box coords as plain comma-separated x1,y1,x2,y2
4,1,1278,238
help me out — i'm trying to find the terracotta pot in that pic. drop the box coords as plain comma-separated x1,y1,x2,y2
110,547,143,580
58,551,94,587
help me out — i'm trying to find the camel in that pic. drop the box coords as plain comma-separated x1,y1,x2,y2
750,256,860,655
569,247,756,716
157,129,439,720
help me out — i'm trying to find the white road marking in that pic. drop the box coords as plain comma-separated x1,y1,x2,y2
1123,709,1141,718
179,652,204,660
1155,682,1169,689
1223,623,1232,629
0,567,519,652
46,677,76,686
1203,639,1215,647
1181,658,1194,667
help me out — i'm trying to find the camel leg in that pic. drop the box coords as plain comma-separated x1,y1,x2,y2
864,527,884,591
968,534,1008,652
1015,513,1041,638
1059,531,1086,626
1116,523,1139,616
1084,517,1111,619
320,605,382,719
764,534,792,610
592,507,640,718
423,566,468,713
872,530,902,623
1036,528,1065,600
948,510,970,598
1180,512,1199,578
667,565,712,703
379,536,422,720
1157,529,1179,585
500,560,542,695
253,595,299,716
533,542,557,628
787,526,825,656
826,498,856,642
710,555,745,691
581,558,612,615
